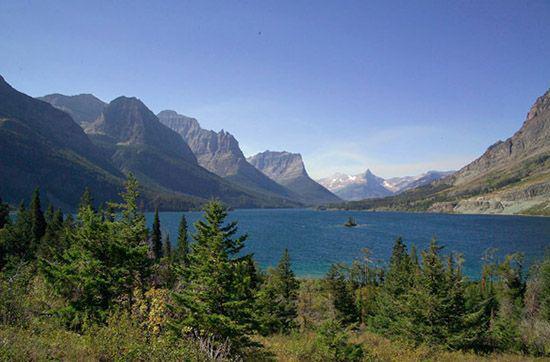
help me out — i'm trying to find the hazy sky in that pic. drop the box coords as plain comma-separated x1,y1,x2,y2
1,1,549,179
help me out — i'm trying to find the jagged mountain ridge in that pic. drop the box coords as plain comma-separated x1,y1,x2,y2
318,169,453,201
157,110,299,202
39,93,106,126
85,98,300,208
248,151,341,205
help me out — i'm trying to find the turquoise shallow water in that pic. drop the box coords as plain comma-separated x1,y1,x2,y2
147,209,550,279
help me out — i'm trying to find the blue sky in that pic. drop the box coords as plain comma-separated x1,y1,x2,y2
1,1,549,179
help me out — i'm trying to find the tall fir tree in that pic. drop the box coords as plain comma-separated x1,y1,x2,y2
163,233,172,259
175,213,189,265
29,187,46,247
371,237,414,336
40,176,150,328
79,187,94,211
325,263,358,324
256,248,300,335
169,201,256,351
151,208,163,260
0,196,10,229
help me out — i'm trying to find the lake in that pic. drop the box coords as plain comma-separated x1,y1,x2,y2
147,209,550,279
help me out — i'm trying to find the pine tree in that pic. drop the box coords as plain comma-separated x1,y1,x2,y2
175,213,189,265
325,263,358,324
80,187,94,211
0,197,10,229
163,233,172,259
151,208,163,259
40,207,65,260
169,201,256,351
256,248,300,334
29,187,46,247
40,176,150,328
371,237,414,335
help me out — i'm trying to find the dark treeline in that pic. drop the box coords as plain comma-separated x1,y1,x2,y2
0,175,549,360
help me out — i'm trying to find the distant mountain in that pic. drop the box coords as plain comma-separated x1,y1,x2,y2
318,169,453,201
157,110,299,202
384,170,455,193
318,170,393,201
86,98,298,208
248,151,341,205
332,89,550,215
38,93,106,126
0,75,124,208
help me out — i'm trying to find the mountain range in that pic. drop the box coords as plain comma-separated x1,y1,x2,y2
334,88,550,215
2,74,547,215
0,76,338,209
318,169,454,201
156,110,301,203
247,151,341,204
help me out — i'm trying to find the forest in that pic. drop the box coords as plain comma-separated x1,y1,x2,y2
0,175,549,361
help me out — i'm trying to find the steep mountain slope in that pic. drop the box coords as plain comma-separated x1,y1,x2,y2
157,110,298,201
0,75,124,208
318,170,393,200
86,99,297,208
248,151,341,205
38,93,106,126
333,89,550,215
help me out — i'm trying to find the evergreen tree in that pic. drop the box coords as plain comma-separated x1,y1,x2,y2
2,202,33,265
256,248,299,335
325,264,358,324
169,201,256,351
491,253,525,351
29,187,46,247
40,176,150,328
79,187,94,211
163,233,172,259
0,197,9,230
151,208,163,260
175,213,189,265
40,207,65,260
371,237,414,335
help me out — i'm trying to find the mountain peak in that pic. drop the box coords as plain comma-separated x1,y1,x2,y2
248,150,340,204
38,93,106,126
526,88,550,122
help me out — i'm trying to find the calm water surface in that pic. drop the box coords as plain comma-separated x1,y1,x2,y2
147,209,550,279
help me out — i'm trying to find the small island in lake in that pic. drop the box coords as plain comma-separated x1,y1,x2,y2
344,216,358,227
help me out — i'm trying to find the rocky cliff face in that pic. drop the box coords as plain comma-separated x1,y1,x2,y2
38,93,106,126
87,98,197,162
0,75,124,207
449,89,550,189
157,110,299,202
337,89,550,216
248,151,341,204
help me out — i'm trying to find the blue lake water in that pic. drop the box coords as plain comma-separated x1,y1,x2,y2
147,209,550,279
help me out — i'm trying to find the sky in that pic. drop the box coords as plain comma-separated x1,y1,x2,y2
1,0,549,179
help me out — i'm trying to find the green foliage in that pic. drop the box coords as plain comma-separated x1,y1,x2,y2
169,201,257,352
163,233,172,259
29,188,46,247
151,208,162,259
40,175,151,329
312,319,363,361
0,197,9,230
174,214,189,265
256,248,300,335
325,264,358,325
